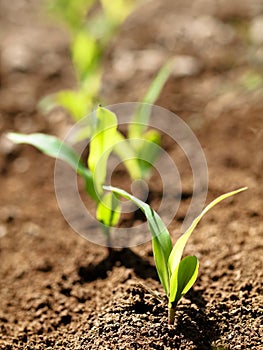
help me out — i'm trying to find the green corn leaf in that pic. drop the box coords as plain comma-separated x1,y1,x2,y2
142,61,172,105
151,234,171,296
74,111,159,181
47,0,96,32
104,185,173,295
72,31,99,82
72,124,92,144
100,0,135,25
96,192,121,234
142,129,161,146
169,255,199,307
129,61,171,140
7,132,83,170
7,132,98,202
56,90,92,121
136,129,161,179
38,88,95,121
82,167,99,203
168,187,248,274
113,132,142,180
88,107,118,192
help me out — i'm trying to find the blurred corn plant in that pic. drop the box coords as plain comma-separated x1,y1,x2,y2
40,0,172,185
73,61,172,181
7,107,122,249
41,0,141,120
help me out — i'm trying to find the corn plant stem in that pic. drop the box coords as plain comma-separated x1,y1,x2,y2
168,307,176,325
106,236,113,256
106,229,114,256
99,223,112,255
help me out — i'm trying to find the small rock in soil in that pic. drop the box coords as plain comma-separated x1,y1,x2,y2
171,55,202,78
22,222,41,236
0,224,7,238
249,15,263,45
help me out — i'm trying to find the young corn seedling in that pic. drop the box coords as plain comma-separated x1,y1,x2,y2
104,185,247,324
7,107,121,249
73,62,172,182
7,89,172,249
41,0,139,120
42,1,172,182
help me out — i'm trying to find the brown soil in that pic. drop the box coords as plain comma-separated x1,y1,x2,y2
0,0,262,349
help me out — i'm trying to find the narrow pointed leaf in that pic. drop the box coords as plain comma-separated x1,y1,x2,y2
136,130,161,179
152,236,170,295
88,107,118,192
113,131,142,180
169,256,199,306
100,0,135,24
7,132,84,171
142,61,172,105
129,61,171,139
104,185,172,295
168,187,248,274
96,192,121,228
7,132,98,202
56,90,92,121
72,31,98,81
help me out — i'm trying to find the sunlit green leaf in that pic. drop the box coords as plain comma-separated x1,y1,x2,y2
129,61,171,140
7,133,81,170
168,187,248,274
88,107,118,192
72,31,99,81
7,132,98,202
142,61,171,105
46,0,96,32
104,185,172,295
96,192,121,229
81,69,101,96
169,256,199,307
100,0,135,25
136,130,161,179
56,90,92,121
113,132,142,180
152,235,170,295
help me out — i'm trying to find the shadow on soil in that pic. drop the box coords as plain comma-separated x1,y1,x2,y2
78,250,224,349
78,248,158,282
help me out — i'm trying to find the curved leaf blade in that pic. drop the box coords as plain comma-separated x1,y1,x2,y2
88,107,118,192
72,31,98,81
136,130,161,179
169,255,199,307
104,185,172,295
101,0,135,25
129,61,172,139
152,236,170,295
56,90,92,121
168,187,247,274
113,131,142,180
142,61,172,105
96,192,121,227
7,132,83,171
7,132,98,202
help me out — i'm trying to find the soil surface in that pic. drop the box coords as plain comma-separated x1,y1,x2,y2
0,0,262,349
